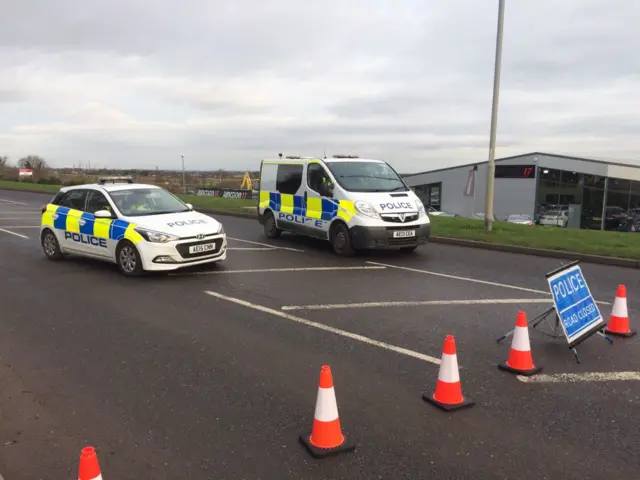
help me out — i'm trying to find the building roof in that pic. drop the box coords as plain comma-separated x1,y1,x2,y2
402,151,640,178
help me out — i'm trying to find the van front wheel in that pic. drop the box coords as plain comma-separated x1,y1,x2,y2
330,222,355,257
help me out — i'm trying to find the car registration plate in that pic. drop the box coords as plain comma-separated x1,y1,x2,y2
189,242,216,254
393,230,416,238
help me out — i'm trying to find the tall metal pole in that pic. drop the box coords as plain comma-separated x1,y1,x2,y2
484,0,506,232
181,154,185,194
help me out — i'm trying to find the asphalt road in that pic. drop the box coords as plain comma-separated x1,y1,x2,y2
1,189,639,479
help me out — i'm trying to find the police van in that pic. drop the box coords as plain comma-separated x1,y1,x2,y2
257,155,430,256
40,177,227,276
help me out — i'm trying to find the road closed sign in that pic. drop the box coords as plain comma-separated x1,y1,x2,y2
546,262,605,347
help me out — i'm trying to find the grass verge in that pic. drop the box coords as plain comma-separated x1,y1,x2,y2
2,181,638,260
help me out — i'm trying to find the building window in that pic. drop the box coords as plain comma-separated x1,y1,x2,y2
414,182,442,210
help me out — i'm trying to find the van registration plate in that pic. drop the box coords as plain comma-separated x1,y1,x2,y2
393,230,416,238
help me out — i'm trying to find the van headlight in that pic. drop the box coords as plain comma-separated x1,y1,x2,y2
355,201,380,219
134,228,180,243
415,199,427,217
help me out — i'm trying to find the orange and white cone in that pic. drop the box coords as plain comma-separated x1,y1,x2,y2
423,335,474,412
498,311,542,376
605,285,636,338
299,365,356,458
78,446,103,480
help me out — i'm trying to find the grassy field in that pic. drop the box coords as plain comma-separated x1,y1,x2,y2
1,181,638,260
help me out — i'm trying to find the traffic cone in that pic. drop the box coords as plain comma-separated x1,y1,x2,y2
78,446,103,480
423,335,474,412
498,311,542,376
299,365,356,458
605,285,636,338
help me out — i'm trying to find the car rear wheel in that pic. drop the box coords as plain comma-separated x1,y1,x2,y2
41,229,64,261
263,210,281,239
116,240,144,277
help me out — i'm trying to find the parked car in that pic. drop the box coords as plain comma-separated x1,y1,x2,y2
617,215,640,233
506,214,534,225
539,209,568,227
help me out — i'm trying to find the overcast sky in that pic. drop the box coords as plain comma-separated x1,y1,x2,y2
1,0,639,173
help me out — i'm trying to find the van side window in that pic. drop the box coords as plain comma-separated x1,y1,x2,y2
58,190,89,211
307,163,330,193
276,164,303,195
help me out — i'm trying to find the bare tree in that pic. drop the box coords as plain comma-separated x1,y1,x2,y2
17,155,48,180
0,156,8,178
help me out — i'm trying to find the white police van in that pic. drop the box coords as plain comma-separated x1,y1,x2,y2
40,177,227,276
257,155,430,256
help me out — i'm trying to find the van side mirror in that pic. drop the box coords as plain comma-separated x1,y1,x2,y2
95,210,114,219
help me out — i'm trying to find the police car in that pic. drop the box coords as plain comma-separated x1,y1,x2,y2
257,155,430,256
40,177,227,276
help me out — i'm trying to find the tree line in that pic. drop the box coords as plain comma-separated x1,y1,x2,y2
0,155,50,181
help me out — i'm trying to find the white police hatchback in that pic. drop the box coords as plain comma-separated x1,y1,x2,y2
40,177,227,276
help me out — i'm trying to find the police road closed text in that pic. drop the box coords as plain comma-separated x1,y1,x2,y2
548,265,603,341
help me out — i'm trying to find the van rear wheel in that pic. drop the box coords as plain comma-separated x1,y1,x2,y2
263,211,281,239
330,222,355,257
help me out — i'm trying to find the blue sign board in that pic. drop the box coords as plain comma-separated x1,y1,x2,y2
547,263,605,346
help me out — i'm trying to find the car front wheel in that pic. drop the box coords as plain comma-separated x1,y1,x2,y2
116,240,144,277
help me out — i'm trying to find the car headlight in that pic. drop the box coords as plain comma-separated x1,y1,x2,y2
355,201,380,219
415,198,427,217
217,224,225,235
134,228,180,243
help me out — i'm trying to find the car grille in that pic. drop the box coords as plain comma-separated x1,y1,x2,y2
380,213,419,223
176,238,224,259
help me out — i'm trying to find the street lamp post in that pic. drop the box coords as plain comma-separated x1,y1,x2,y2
484,0,506,232
181,154,185,194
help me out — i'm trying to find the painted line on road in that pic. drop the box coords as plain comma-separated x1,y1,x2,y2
227,247,276,251
204,290,441,365
0,226,39,228
0,227,29,239
0,216,41,220
281,298,554,311
517,371,640,383
0,198,29,205
366,261,611,306
227,236,305,252
172,266,387,276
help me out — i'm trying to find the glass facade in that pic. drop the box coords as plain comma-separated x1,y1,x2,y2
414,182,441,210
535,167,640,230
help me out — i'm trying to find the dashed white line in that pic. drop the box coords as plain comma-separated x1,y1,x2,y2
227,236,305,252
0,217,40,220
204,290,441,365
281,298,554,311
172,266,386,276
0,198,29,205
517,372,640,383
0,226,39,228
226,247,275,251
0,227,29,239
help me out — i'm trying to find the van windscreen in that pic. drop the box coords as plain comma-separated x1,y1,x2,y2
325,161,407,193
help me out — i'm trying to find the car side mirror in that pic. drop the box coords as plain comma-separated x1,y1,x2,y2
95,209,114,219
185,203,194,210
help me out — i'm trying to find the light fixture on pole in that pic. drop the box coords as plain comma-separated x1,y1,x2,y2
484,0,505,232
181,154,185,194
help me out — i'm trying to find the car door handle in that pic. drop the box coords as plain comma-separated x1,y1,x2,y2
52,213,59,220
78,219,86,226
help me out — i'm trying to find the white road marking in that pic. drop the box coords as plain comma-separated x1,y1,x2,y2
281,298,554,311
0,227,29,239
0,217,41,220
204,290,441,365
0,226,39,228
366,261,611,305
0,198,29,205
172,266,386,276
517,372,640,383
226,247,275,251
227,236,305,252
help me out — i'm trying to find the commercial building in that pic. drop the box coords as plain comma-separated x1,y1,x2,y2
402,152,640,230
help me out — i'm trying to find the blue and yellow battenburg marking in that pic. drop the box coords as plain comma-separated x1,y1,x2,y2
259,192,357,223
41,204,144,244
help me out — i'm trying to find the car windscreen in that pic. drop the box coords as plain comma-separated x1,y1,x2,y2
545,210,560,216
109,188,189,217
325,161,408,193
